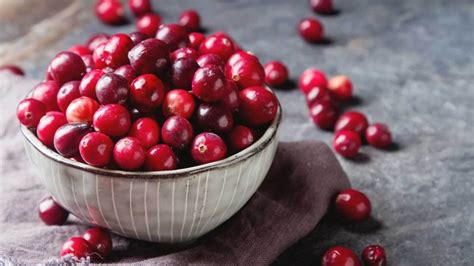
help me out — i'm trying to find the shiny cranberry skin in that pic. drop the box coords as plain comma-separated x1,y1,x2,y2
103,34,134,68
93,104,131,137
309,102,337,130
199,35,235,61
264,61,289,87
16,99,46,128
30,81,60,111
239,86,278,126
178,9,200,32
87,33,109,51
170,47,199,63
333,130,361,158
136,13,161,37
95,0,125,25
299,68,328,94
79,132,114,167
113,64,137,85
335,188,371,222
362,245,387,266
321,246,362,266
57,81,80,112
0,65,24,76
36,111,67,148
155,24,189,51
54,123,91,157
365,123,392,149
130,74,165,113
191,132,227,164
95,73,129,105
82,227,113,259
38,195,69,225
128,38,170,75
328,75,353,101
305,86,331,106
161,116,194,150
196,103,234,133
310,0,334,14
68,44,91,57
128,117,160,148
298,18,324,43
189,32,205,50
82,55,96,72
113,137,146,170
225,51,265,88
145,144,177,171
192,66,227,102
128,0,152,17
49,51,86,85
229,125,254,151
66,96,100,123
93,42,107,69
60,236,100,261
171,58,199,88
162,89,195,119
335,111,369,136
79,69,104,99
220,81,240,111
129,31,149,46
196,54,225,71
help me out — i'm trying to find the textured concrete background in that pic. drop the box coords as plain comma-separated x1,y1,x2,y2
1,0,473,265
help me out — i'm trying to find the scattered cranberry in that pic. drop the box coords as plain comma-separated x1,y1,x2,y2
68,44,91,57
79,69,104,99
199,35,235,61
129,31,149,45
229,125,254,151
170,47,199,62
66,96,100,123
145,144,177,171
130,74,165,113
239,86,278,126
220,81,240,111
310,0,334,15
54,123,91,157
128,117,160,148
113,64,137,85
365,123,392,149
113,137,146,170
225,51,265,88
264,61,289,87
60,236,100,261
171,58,199,88
103,34,134,68
95,0,125,25
128,38,170,76
87,33,109,51
162,89,195,119
79,132,114,167
93,104,131,137
305,86,331,106
196,54,225,71
192,66,227,102
136,13,161,37
128,0,152,17
155,24,190,51
82,227,113,259
30,81,60,111
335,188,371,222
178,9,201,32
362,245,387,266
298,18,324,43
196,103,234,133
333,130,361,158
49,51,86,85
38,195,69,225
321,246,362,266
189,32,205,50
191,132,227,164
299,68,328,94
309,102,337,130
334,111,369,136
95,73,129,105
0,65,24,76
16,99,46,128
36,111,67,148
161,116,194,150
328,75,353,101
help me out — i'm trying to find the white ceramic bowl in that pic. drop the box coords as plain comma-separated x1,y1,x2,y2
21,106,281,243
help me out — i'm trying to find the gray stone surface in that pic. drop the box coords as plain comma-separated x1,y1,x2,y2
2,0,474,265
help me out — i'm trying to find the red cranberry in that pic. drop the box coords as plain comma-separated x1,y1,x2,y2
128,0,152,17
38,195,69,225
68,44,91,57
225,51,265,88
82,227,113,259
30,81,60,111
113,64,137,85
113,137,146,170
170,47,199,62
66,96,100,123
128,117,160,148
130,74,165,113
298,18,324,43
229,125,254,151
129,31,149,46
335,188,371,222
87,33,109,51
310,0,334,15
321,246,362,266
178,9,201,32
362,245,387,266
60,236,100,261
82,55,96,72
79,69,104,99
199,35,235,61
162,89,195,119
145,144,177,171
196,103,234,133
305,86,331,106
93,104,131,137
57,81,81,112
103,34,134,68
0,65,24,76
93,42,107,69
365,123,392,149
192,66,227,102
334,111,369,136
95,0,125,25
49,51,86,85
95,73,129,104
79,132,114,167
128,38,170,75
36,111,67,148
136,13,161,37
196,54,225,71
191,132,227,164
220,80,240,111
54,123,91,157
161,116,194,150
299,68,328,94
189,32,205,50
309,102,337,130
264,61,289,87
16,99,46,128
239,86,278,126
45,65,54,80
333,130,361,158
171,58,200,88
210,31,240,51
155,24,190,51
328,75,353,101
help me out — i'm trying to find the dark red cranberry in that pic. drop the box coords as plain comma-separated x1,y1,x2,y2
60,236,100,261
162,89,195,119
30,81,60,111
225,51,265,88
264,61,289,87
305,86,332,106
199,35,235,61
309,102,337,130
334,111,369,136
299,68,328,94
298,18,324,43
220,80,240,111
170,47,199,62
93,104,131,137
16,99,46,128
130,74,165,113
79,69,104,99
145,144,177,171
38,195,69,225
229,125,254,151
161,116,194,150
321,246,362,266
178,9,201,32
365,123,392,149
171,58,199,88
66,96,100,123
335,188,371,222
57,81,81,112
189,32,205,50
192,66,227,102
310,0,334,15
79,132,114,167
103,34,134,68
113,64,137,85
0,65,24,76
49,51,86,85
54,123,91,157
128,117,160,148
95,73,129,105
95,0,125,25
362,245,387,266
128,0,152,17
196,54,225,71
82,55,96,72
191,132,227,164
129,31,149,45
155,24,189,51
93,42,107,69
82,227,113,259
239,86,278,126
87,33,109,51
128,38,170,75
36,111,67,148
333,130,361,158
136,13,161,37
113,137,146,170
328,75,353,101
196,103,234,133
68,44,91,57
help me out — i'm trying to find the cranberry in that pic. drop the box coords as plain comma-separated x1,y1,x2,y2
128,0,152,17
335,188,371,222
162,89,195,119
136,13,161,37
309,102,337,130
333,130,361,158
103,34,134,68
239,86,278,126
264,61,289,87
79,132,114,167
87,33,109,51
305,86,331,106
95,0,125,25
82,227,113,259
16,99,46,128
54,123,91,157
36,111,67,148
210,31,240,51
57,81,81,112
38,195,69,225
225,51,265,88
49,51,86,85
178,9,201,32
93,42,107,69
82,55,96,72
130,74,165,113
129,31,149,46
45,65,54,80
365,123,392,149
191,132,227,164
68,44,91,57
192,66,227,102
155,24,189,51
95,73,129,105
128,117,160,148
229,125,254,151
334,111,369,136
299,68,328,94
199,35,235,61
79,69,104,99
113,137,146,170
220,80,240,111
0,65,24,76
196,54,225,71
30,81,60,111
298,18,324,43
321,246,362,266
170,47,199,62
128,38,170,75
171,58,199,88
66,96,100,123
196,103,234,133
161,116,194,150
60,236,100,261
310,0,334,15
93,104,131,137
145,144,177,171
189,32,205,50
328,75,353,101
362,245,387,266
113,64,137,85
